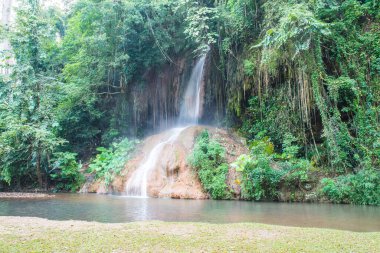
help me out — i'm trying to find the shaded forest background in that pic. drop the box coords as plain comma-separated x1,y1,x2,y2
0,0,379,204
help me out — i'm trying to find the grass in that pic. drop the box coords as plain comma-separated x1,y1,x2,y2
0,216,379,252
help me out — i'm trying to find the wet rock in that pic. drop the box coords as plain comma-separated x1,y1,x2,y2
79,174,95,193
86,125,248,199
305,192,318,202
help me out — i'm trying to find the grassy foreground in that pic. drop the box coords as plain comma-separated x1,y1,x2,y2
0,217,379,252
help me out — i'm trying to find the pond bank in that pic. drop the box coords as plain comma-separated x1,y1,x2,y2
0,216,378,252
0,192,55,199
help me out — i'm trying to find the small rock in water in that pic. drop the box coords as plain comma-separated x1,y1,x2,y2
305,192,318,202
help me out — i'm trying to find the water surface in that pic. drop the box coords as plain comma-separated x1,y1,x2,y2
0,194,379,232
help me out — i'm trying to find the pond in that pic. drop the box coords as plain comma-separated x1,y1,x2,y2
0,193,379,232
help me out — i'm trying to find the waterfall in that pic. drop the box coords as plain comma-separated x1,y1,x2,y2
125,127,186,197
178,56,206,125
125,55,207,197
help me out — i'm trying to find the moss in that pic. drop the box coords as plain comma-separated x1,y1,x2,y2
0,217,379,252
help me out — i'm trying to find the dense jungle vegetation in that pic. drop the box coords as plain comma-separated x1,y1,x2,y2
0,0,379,204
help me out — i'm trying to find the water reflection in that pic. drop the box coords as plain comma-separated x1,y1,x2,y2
0,194,379,232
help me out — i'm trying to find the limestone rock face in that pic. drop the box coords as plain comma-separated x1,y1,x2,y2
82,125,248,199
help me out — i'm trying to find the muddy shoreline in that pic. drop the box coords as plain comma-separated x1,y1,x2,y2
0,192,55,199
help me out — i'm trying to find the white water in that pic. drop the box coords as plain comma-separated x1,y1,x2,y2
178,56,206,124
125,55,207,197
125,127,187,197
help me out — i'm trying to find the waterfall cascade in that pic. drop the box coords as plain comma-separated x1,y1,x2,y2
125,127,187,197
178,55,206,125
125,56,207,197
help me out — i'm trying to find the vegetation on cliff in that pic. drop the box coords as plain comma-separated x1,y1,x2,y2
188,130,230,199
0,0,379,204
87,137,136,186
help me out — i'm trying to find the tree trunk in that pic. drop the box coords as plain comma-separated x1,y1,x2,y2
45,153,50,191
36,144,43,188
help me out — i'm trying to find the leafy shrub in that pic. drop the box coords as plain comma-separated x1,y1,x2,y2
280,159,314,193
240,96,304,152
234,133,379,205
188,130,230,199
239,158,284,200
50,152,84,192
280,133,300,159
234,134,316,200
243,59,255,76
233,138,284,200
278,134,313,190
198,163,230,200
321,169,380,205
88,138,136,186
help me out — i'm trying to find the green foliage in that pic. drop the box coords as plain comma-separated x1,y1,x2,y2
188,130,230,199
0,0,66,188
280,159,313,192
88,138,136,186
321,169,380,205
176,0,219,55
235,0,379,200
233,134,314,200
278,134,314,190
1,0,379,206
241,95,304,151
50,152,84,192
233,137,283,200
58,0,189,150
243,60,255,76
258,1,330,68
198,163,230,200
281,133,300,159
0,120,65,186
1,0,193,189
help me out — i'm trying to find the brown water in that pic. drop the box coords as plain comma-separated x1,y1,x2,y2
0,194,379,232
